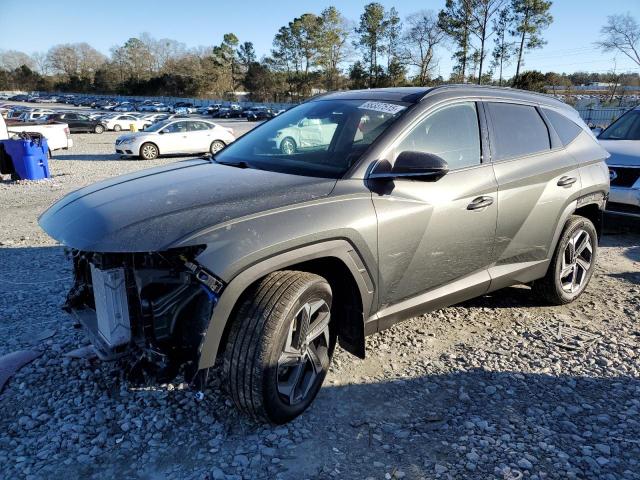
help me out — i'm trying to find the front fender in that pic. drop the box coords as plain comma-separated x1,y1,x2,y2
196,239,375,369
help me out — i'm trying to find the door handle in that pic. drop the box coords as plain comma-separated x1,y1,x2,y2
557,176,577,187
467,196,494,210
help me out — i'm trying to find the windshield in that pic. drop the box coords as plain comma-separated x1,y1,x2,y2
214,99,409,178
599,110,640,140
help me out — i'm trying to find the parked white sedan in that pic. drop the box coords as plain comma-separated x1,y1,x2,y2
115,119,235,159
102,114,151,132
273,118,338,154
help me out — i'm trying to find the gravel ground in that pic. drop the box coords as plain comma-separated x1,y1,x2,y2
0,131,639,480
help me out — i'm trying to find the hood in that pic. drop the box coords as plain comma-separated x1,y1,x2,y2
599,140,640,167
39,159,337,252
116,131,154,142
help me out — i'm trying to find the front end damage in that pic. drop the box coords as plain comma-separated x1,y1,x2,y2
63,247,224,384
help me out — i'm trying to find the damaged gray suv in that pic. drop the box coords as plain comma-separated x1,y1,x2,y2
40,86,610,424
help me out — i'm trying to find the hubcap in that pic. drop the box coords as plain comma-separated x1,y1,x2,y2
142,145,156,158
560,229,593,293
281,139,295,155
211,141,225,154
277,299,330,406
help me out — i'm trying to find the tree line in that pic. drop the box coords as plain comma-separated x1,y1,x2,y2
0,2,638,101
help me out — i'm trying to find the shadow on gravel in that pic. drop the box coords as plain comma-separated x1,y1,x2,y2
459,285,546,309
608,272,640,285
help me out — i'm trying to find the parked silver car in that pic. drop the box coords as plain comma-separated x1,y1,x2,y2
39,86,609,424
598,106,640,220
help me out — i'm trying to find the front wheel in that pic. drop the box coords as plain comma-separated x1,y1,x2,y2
113,124,122,132
94,124,105,134
210,140,226,154
139,142,159,160
533,215,598,305
223,271,335,424
280,137,296,155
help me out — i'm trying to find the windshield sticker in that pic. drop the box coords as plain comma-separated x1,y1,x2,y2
358,101,406,115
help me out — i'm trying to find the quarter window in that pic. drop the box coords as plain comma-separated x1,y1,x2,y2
396,102,481,170
543,108,583,146
486,103,550,160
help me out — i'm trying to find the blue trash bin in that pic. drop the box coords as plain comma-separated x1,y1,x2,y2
1,135,50,180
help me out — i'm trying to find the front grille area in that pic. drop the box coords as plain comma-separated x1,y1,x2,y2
606,202,640,216
609,167,640,187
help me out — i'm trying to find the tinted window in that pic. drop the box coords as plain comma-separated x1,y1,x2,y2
487,103,550,160
543,109,583,146
396,102,481,170
64,113,78,120
598,110,640,141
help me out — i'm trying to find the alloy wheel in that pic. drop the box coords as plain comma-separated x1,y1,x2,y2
559,228,593,293
277,299,331,406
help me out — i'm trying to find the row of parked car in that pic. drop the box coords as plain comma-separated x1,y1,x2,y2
1,103,223,131
3,93,285,120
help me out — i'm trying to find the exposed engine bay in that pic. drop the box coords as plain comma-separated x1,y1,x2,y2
63,247,223,384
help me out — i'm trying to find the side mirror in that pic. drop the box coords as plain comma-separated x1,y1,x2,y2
370,151,449,181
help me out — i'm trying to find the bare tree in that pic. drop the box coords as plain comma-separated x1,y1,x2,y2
0,50,35,70
403,11,445,86
47,43,105,80
596,13,640,67
31,52,50,75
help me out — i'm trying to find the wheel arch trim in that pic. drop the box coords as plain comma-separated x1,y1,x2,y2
196,239,374,369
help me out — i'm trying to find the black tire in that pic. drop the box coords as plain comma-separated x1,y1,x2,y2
532,215,598,305
139,142,159,160
280,137,296,155
223,271,335,424
210,140,226,155
113,124,122,132
94,124,105,134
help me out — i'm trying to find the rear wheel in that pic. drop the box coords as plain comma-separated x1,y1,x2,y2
139,142,159,160
533,215,598,305
113,124,122,132
223,271,335,424
210,140,226,154
94,124,105,134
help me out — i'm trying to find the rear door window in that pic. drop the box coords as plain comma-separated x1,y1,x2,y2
486,103,550,161
543,109,583,146
188,121,211,131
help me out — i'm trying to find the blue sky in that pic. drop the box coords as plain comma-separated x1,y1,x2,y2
1,0,638,77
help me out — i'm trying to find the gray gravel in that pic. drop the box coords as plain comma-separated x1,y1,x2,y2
1,129,639,479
